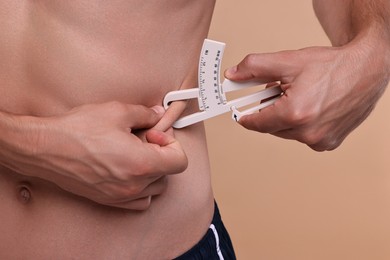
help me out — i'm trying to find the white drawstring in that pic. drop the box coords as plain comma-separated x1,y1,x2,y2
209,224,224,260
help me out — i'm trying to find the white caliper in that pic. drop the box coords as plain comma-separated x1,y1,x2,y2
163,39,283,128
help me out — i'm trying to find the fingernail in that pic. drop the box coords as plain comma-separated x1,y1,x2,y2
151,105,165,115
225,66,237,77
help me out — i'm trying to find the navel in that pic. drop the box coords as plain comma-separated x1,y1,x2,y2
17,183,32,204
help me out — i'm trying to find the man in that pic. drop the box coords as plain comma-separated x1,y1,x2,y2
0,1,233,259
0,1,388,259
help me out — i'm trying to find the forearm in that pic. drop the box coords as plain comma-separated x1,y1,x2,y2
314,0,390,90
313,0,390,47
0,111,41,173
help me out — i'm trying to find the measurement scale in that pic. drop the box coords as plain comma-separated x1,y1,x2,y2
163,39,283,128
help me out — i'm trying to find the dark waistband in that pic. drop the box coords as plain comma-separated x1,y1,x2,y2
174,201,236,260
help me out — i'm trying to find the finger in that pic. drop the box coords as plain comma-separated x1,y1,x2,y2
272,129,330,152
116,176,168,210
270,128,325,151
102,177,168,209
128,105,165,130
266,81,281,88
239,95,290,133
143,130,188,175
132,176,168,199
118,196,152,211
146,129,176,146
239,111,280,133
152,101,187,132
224,52,294,82
270,125,345,152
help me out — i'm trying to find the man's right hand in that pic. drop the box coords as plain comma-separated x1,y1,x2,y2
0,101,188,210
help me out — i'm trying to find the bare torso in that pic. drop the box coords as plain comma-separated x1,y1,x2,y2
0,1,216,258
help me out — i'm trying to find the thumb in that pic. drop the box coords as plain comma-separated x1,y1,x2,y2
145,129,176,147
145,129,188,173
225,53,288,83
128,105,165,130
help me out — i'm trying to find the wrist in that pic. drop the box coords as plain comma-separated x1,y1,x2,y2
0,112,46,172
343,25,390,84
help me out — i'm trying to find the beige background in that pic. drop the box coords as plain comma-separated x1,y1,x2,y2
207,1,390,259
